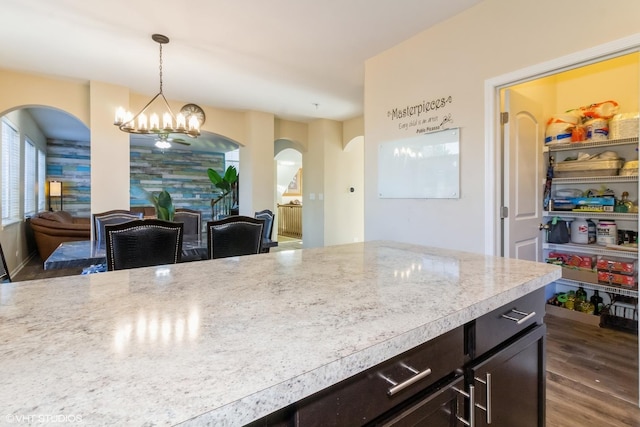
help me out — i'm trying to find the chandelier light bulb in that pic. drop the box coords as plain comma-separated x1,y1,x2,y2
176,113,186,130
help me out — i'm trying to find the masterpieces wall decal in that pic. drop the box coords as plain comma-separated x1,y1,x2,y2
387,95,454,134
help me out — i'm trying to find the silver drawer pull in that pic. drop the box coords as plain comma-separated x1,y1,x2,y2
453,385,475,427
379,363,432,396
501,309,536,325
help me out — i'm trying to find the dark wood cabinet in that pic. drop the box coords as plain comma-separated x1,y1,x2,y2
295,327,464,426
248,289,547,426
467,324,546,427
370,376,465,426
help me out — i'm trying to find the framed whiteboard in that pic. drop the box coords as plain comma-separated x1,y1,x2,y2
378,128,460,199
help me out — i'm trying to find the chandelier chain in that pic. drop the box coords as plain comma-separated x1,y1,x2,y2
158,43,163,94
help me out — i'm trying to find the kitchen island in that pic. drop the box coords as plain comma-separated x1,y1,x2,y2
0,241,560,426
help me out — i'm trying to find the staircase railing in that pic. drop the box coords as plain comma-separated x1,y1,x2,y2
277,203,302,238
211,188,238,220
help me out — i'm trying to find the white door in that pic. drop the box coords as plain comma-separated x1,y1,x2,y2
502,89,544,261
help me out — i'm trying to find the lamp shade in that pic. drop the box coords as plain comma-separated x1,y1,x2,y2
49,181,62,197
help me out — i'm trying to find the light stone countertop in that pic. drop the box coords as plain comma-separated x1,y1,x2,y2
0,241,560,426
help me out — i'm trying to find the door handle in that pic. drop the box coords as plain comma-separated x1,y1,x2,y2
378,363,432,396
474,373,492,424
453,385,475,427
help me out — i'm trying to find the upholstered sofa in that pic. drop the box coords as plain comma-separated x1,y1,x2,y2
30,211,91,260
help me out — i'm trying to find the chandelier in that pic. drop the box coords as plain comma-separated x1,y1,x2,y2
113,34,200,143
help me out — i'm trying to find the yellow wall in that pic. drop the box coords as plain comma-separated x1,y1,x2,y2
364,0,640,253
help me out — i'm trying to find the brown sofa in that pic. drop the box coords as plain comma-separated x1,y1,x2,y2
30,211,91,260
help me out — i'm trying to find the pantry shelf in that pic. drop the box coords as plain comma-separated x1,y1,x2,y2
544,136,639,152
544,242,638,259
551,175,638,184
546,211,638,221
554,278,638,298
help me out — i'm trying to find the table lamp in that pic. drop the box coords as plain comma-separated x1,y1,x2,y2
49,181,63,211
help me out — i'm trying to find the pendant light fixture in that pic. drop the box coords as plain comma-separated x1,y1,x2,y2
113,34,201,143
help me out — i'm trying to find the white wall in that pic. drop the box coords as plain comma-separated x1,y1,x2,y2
325,136,364,246
364,0,640,254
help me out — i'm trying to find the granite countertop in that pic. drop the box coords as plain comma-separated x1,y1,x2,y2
0,241,560,426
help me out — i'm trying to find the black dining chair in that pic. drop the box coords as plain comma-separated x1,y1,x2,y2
93,209,144,245
206,216,264,259
0,242,11,282
254,209,275,253
174,208,202,236
105,219,183,271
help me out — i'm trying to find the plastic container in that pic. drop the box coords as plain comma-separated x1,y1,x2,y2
609,112,639,139
587,219,597,243
619,160,638,176
545,122,574,145
570,218,589,244
585,118,609,141
596,220,617,246
554,159,624,177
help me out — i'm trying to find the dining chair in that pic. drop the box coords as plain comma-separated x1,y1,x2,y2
0,242,11,282
105,219,183,271
206,216,264,259
93,210,144,244
254,209,275,253
174,208,202,236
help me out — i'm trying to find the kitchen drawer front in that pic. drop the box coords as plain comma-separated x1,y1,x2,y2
296,326,464,426
473,288,544,358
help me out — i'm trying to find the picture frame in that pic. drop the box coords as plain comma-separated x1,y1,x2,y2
283,168,302,196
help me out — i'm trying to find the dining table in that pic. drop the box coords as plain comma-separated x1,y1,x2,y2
43,235,278,270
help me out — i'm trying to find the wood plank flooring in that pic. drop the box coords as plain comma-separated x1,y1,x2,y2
546,311,640,426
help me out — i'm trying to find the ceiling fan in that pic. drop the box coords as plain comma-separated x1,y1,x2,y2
154,133,191,149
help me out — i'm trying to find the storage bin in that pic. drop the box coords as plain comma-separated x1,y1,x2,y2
554,159,624,177
609,112,639,139
619,160,638,176
596,257,637,275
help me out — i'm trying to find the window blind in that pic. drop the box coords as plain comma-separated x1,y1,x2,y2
24,139,36,216
38,149,46,212
1,118,20,222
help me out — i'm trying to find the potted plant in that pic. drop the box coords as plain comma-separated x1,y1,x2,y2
132,187,175,221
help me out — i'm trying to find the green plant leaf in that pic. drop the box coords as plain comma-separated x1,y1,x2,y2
223,165,238,184
209,166,238,192
157,190,172,208
207,168,223,185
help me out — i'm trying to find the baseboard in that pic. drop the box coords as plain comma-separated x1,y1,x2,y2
12,251,39,281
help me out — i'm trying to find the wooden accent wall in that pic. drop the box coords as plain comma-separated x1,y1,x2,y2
45,140,226,222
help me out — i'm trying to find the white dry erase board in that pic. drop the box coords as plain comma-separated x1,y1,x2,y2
378,128,460,199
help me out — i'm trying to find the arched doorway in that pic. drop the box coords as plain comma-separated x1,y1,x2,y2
275,140,303,250
0,105,89,273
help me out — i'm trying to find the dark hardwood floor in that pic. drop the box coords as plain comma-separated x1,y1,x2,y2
546,310,640,426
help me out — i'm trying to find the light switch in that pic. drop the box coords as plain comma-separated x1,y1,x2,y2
309,193,316,200
318,193,323,200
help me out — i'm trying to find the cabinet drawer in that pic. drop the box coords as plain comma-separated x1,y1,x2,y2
296,326,464,426
473,288,544,358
